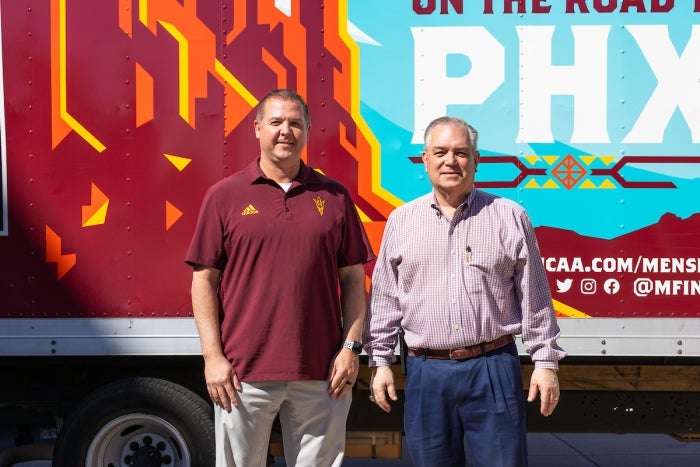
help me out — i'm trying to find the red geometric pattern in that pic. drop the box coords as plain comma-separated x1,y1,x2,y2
552,154,587,189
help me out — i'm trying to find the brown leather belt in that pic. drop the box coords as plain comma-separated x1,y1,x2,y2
408,334,515,361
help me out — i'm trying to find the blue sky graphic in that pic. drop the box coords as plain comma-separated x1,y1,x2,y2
348,1,700,239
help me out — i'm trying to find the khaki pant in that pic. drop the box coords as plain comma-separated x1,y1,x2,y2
215,380,352,467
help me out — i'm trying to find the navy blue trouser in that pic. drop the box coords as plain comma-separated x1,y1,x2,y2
404,342,527,467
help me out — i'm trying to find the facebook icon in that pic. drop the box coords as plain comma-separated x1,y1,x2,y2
604,278,621,295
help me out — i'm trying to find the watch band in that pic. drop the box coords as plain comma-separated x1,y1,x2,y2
342,340,363,354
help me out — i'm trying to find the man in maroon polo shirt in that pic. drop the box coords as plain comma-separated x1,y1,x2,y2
185,89,374,467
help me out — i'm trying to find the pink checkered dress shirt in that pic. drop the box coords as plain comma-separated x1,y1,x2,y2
364,189,566,369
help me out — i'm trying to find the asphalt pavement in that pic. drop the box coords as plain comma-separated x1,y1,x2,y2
3,433,700,466
274,433,700,467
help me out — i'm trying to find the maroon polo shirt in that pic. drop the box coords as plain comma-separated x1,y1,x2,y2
185,159,374,382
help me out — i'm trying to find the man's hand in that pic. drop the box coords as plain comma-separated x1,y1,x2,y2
192,266,240,411
527,368,560,416
328,348,359,400
204,353,241,412
370,366,399,413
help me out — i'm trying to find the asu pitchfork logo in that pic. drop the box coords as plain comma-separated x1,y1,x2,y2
313,196,325,216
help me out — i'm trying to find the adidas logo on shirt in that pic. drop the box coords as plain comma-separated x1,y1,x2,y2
241,204,259,215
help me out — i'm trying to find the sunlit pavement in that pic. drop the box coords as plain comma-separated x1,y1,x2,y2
2,433,700,466
273,433,700,467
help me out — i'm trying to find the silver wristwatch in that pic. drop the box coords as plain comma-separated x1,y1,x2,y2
342,340,363,354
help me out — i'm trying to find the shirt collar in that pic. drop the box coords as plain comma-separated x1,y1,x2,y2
429,188,477,216
244,158,312,187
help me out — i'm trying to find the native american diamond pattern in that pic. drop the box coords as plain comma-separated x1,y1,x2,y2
552,154,587,189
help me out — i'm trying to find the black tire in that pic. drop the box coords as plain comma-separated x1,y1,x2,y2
52,376,214,467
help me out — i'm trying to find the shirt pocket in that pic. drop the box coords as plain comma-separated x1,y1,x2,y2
462,253,510,302
462,255,489,294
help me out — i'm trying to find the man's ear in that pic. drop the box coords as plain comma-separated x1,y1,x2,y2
253,119,261,138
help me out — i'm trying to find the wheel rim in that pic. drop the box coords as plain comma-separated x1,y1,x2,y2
86,413,192,467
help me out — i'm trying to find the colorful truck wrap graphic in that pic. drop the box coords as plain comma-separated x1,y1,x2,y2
350,1,700,320
0,3,699,460
1,0,698,356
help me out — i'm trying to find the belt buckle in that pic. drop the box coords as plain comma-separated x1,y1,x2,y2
449,347,467,360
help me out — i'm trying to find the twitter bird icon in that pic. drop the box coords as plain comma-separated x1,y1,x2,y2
556,278,573,293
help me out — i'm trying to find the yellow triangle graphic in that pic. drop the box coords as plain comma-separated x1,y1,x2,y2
580,156,597,166
598,179,617,189
82,183,109,227
598,155,616,166
524,179,540,188
542,155,559,166
542,179,560,188
579,179,598,189
523,155,540,166
84,201,109,227
164,154,192,172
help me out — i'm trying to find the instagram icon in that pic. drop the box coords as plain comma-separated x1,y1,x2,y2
580,278,597,294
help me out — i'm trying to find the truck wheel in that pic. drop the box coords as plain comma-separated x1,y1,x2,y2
52,376,214,467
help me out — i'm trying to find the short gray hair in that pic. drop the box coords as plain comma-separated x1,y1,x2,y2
256,89,310,128
423,116,478,151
